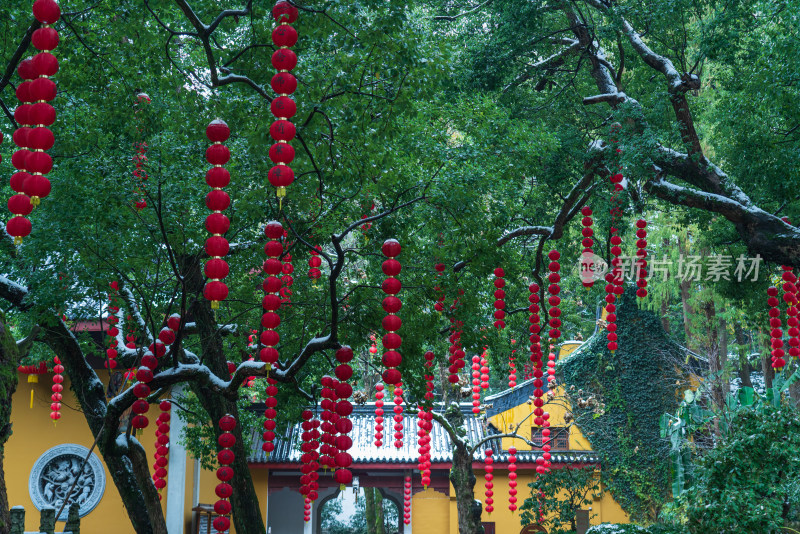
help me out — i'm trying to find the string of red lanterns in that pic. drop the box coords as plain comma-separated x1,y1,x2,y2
419,351,435,488
7,0,61,244
606,170,625,354
768,286,785,370
299,409,320,511
508,446,518,513
484,449,494,514
448,308,465,385
50,356,63,421
105,283,121,370
281,250,294,304
392,382,405,449
403,475,412,525
374,383,385,447
780,222,800,363
508,347,517,389
471,355,481,415
131,315,178,431
547,250,562,345
214,414,236,533
381,239,403,386
480,350,490,391
434,263,446,312
581,206,595,288
203,119,232,309
152,399,171,496
131,93,151,210
261,220,284,374
308,246,322,281
320,375,337,470
268,0,299,207
334,346,354,487
493,268,506,330
635,219,648,298
262,363,279,454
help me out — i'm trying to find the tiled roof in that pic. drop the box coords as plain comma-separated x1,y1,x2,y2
248,404,600,465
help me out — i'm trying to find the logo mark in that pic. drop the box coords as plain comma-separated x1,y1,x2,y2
578,252,608,284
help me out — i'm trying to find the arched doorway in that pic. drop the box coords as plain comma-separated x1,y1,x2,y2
317,487,402,533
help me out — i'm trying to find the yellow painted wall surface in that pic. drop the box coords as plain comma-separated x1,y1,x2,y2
411,487,449,533
6,371,266,534
7,372,154,533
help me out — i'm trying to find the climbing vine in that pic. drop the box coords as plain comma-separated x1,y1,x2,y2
559,288,689,521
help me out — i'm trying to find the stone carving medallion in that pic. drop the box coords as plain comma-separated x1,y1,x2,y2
28,444,106,520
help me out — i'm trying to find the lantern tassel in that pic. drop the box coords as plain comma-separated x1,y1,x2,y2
30,388,34,409
211,300,220,310
14,236,22,245
31,196,41,207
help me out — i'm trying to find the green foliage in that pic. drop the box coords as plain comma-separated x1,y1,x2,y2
520,466,602,534
682,402,800,533
559,287,687,521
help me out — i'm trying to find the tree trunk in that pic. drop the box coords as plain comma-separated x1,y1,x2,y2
365,487,376,534
659,297,671,334
733,322,753,389
677,238,694,349
702,301,723,410
374,490,385,534
0,313,20,534
187,255,266,534
450,444,484,534
719,317,729,399
43,320,167,534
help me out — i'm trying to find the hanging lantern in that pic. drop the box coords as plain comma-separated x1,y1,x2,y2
530,281,547,473
480,350,490,390
105,283,121,370
19,361,47,409
333,346,354,488
262,362,279,454
131,93,151,210
484,450,494,514
419,351,434,487
202,119,232,309
49,356,63,421
381,239,403,386
299,409,320,505
268,0,300,207
542,411,552,472
447,308,465,385
374,383,385,447
635,219,648,298
319,375,334,469
606,170,625,354
6,1,61,244
508,346,517,389
493,267,506,330
581,206,595,288
434,262,446,312
280,251,294,304
214,414,236,533
768,286,786,370
471,355,481,415
152,400,171,496
308,246,322,280
403,475,412,525
260,220,284,373
392,382,404,449
547,250,562,345
508,446,518,512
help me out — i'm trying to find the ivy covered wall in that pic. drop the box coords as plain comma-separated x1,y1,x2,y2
559,287,689,521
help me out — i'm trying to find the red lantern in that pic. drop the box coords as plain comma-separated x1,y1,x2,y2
308,246,322,280
493,267,506,330
392,382,405,449
635,219,648,298
374,383,385,447
471,355,481,415
484,450,494,514
381,239,403,386
269,0,299,206
215,414,236,531
547,250,562,344
403,475,412,525
580,205,595,288
333,346,354,487
768,286,786,369
152,400,171,496
202,119,232,309
49,356,63,421
508,446,518,512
